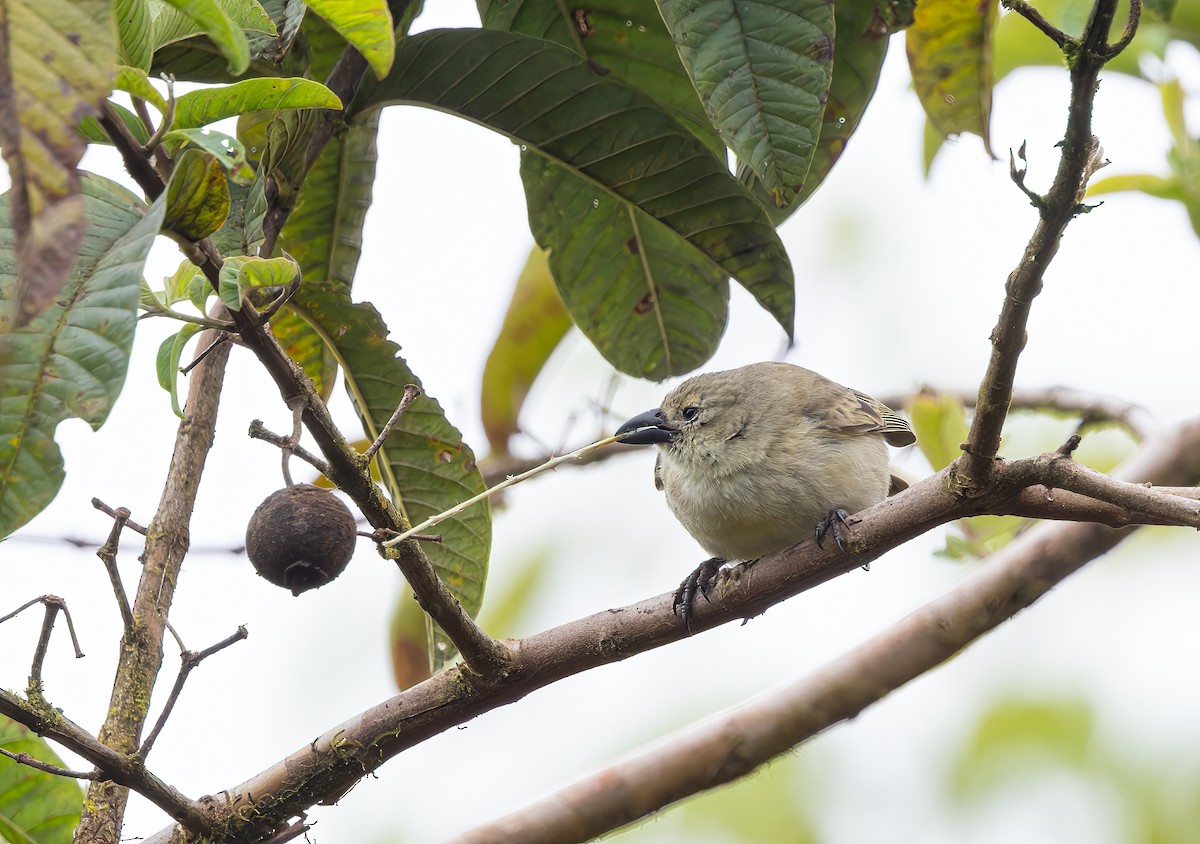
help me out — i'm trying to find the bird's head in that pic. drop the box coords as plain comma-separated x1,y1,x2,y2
615,372,755,464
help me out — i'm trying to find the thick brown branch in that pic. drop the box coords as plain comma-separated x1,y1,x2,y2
960,0,1128,486
75,336,231,844
450,419,1200,844
0,690,213,833
141,419,1200,844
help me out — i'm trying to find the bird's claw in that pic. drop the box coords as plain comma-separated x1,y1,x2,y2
815,508,853,552
672,557,724,633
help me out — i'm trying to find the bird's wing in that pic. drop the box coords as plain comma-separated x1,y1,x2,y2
810,382,916,448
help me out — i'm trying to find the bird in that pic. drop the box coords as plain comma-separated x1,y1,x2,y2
615,361,915,630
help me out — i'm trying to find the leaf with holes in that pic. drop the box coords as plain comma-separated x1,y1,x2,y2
906,0,996,154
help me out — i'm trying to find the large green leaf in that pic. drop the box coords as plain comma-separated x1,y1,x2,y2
357,28,794,348
278,113,379,286
522,152,728,378
742,0,891,223
272,112,379,398
115,0,155,70
0,715,84,844
173,78,342,130
906,0,995,154
0,176,164,539
480,246,572,454
479,1,730,378
152,0,273,73
286,282,491,668
0,0,117,328
304,0,395,79
477,0,723,157
658,0,835,208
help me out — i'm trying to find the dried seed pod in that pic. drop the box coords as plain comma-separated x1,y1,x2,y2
245,484,357,595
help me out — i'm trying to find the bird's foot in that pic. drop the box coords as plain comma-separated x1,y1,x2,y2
815,508,871,570
673,557,724,634
815,508,853,552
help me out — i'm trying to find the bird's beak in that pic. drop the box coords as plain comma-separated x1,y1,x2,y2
615,408,676,444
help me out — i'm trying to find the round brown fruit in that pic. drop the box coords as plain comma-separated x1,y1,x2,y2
245,484,357,595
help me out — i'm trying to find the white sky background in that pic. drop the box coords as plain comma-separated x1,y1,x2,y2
3,2,1200,842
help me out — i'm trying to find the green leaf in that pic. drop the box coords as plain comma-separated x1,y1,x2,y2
286,282,491,670
0,715,84,844
951,698,1095,800
155,258,209,310
522,151,728,378
278,112,379,285
0,0,118,327
389,588,434,690
0,176,165,539
272,111,380,399
78,102,151,146
479,4,731,377
114,65,168,112
908,391,968,471
358,28,794,345
217,254,299,311
115,0,155,70
155,322,204,418
154,0,262,74
481,246,572,454
741,0,891,222
657,0,835,207
304,0,396,79
163,149,232,241
160,128,255,183
173,77,342,130
478,0,724,157
906,0,996,154
210,167,267,257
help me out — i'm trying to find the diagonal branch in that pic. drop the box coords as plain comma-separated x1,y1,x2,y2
959,0,1134,487
449,418,1200,843
140,419,1200,843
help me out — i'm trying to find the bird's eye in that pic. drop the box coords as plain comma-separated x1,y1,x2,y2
682,405,700,422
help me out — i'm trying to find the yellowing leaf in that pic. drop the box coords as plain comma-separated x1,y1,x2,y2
0,0,117,327
908,391,968,471
173,78,342,130
305,0,395,79
480,246,572,455
906,0,996,155
163,149,231,241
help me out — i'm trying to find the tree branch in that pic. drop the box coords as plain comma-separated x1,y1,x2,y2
0,689,214,833
959,0,1132,486
74,336,232,844
102,48,509,683
449,418,1200,844
141,419,1200,843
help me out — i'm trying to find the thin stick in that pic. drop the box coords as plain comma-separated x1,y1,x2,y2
249,420,332,477
281,399,305,488
93,497,148,535
383,435,625,548
362,384,422,463
96,506,135,631
139,626,249,761
180,332,233,376
0,747,98,780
